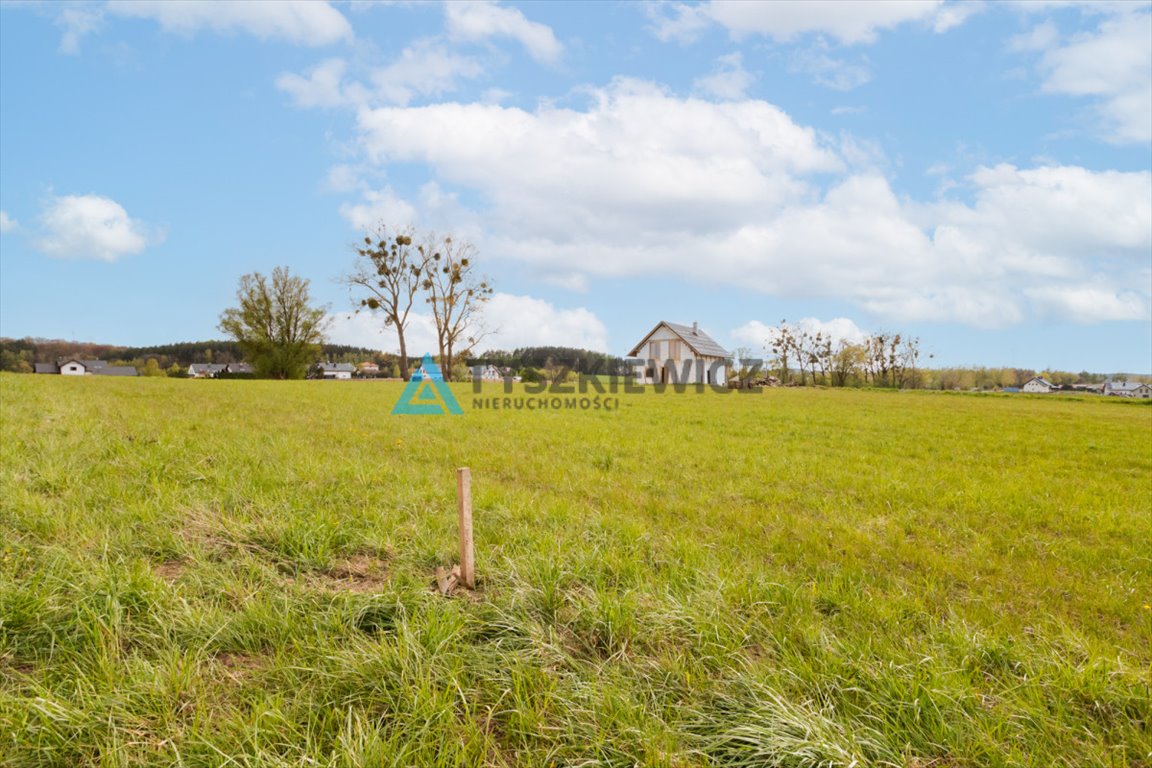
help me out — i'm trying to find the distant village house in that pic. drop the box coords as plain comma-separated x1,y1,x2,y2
1103,379,1152,398
1021,376,1056,394
474,364,517,381
317,363,355,380
188,362,253,378
34,359,137,377
188,363,227,378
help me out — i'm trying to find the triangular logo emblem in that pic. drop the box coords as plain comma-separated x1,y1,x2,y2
392,354,463,415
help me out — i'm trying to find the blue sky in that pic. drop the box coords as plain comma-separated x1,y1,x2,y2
1,1,1149,372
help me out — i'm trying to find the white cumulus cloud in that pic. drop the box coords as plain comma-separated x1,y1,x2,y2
55,6,103,54
327,309,439,355
732,317,870,351
337,181,479,235
106,0,353,47
327,293,607,354
1008,20,1059,54
481,293,609,351
370,39,485,106
1025,284,1149,323
0,210,18,233
932,1,984,33
693,52,755,100
445,1,563,63
338,186,417,231
355,77,841,246
931,164,1152,257
651,0,965,45
789,45,872,90
276,59,367,108
34,194,162,262
1019,9,1152,143
797,317,870,345
277,42,485,108
343,83,1147,329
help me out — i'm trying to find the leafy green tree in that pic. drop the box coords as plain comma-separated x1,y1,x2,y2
218,267,328,380
142,358,163,377
0,349,32,373
830,341,866,387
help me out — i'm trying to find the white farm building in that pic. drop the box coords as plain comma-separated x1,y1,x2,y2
628,321,729,385
1021,376,1056,393
318,363,355,380
35,359,137,377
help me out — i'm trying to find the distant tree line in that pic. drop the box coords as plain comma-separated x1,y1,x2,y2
4,334,1145,390
736,320,1147,390
468,346,629,379
762,322,925,388
919,367,1124,391
0,337,389,377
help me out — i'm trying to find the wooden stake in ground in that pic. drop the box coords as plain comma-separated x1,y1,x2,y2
457,467,475,589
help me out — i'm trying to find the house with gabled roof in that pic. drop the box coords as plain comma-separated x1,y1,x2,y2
58,358,104,375
34,359,136,376
188,363,228,378
475,364,513,381
627,321,729,385
1103,378,1152,398
318,362,355,380
1021,376,1056,394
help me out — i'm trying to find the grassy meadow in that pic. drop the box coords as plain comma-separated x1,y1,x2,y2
1,373,1149,767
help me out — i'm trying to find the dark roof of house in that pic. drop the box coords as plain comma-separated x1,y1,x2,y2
34,363,58,374
226,362,253,373
58,358,106,369
95,366,138,377
189,363,228,373
320,363,356,372
1106,380,1146,392
627,321,730,358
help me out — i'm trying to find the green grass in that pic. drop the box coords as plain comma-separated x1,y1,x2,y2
1,374,1149,767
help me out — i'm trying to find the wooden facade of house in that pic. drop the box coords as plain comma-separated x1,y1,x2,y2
627,321,729,385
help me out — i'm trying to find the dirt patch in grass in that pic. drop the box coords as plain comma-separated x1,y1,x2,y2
154,559,188,583
742,643,768,664
0,654,36,680
213,651,263,682
315,553,389,593
905,758,966,768
179,508,234,554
